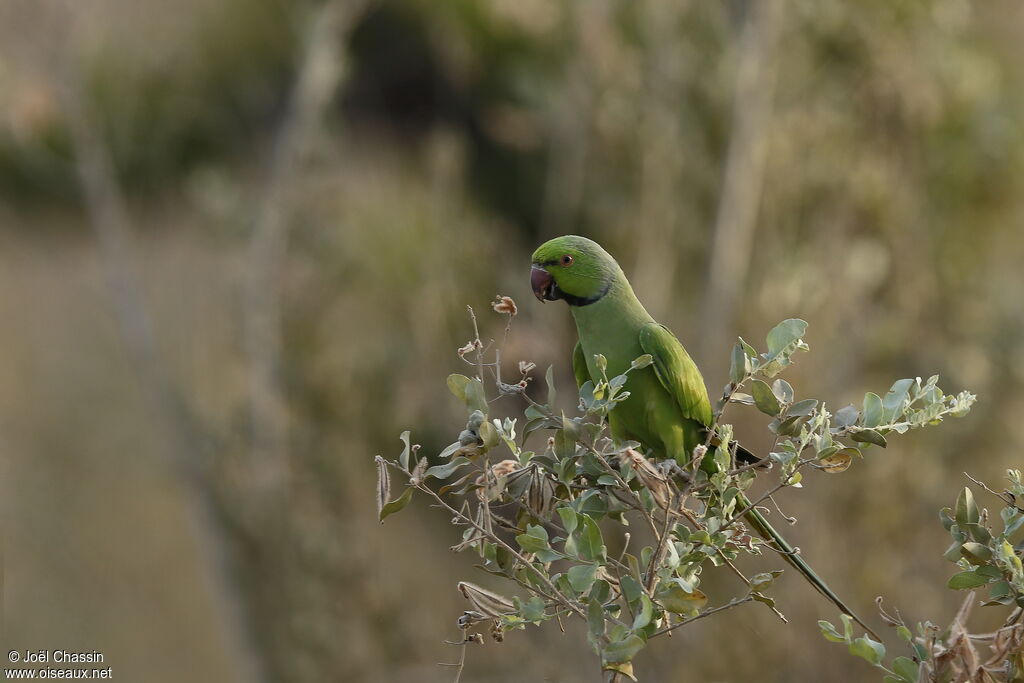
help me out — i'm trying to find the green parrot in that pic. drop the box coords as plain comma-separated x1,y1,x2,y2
530,234,875,636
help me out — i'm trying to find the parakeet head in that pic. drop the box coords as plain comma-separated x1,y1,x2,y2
530,235,619,306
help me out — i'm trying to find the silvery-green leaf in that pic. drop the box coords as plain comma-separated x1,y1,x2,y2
752,380,781,416
862,392,883,427
766,319,808,356
378,487,413,522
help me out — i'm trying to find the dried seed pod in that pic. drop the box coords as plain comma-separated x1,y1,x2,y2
458,581,515,618
527,465,556,517
475,459,520,501
409,456,428,485
374,455,390,520
620,447,671,509
492,295,517,316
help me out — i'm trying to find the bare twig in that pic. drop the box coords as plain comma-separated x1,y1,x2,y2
389,461,585,619
651,596,755,638
965,472,1023,512
439,633,473,683
717,549,788,623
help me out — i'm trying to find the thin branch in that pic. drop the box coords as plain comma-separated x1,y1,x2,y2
965,472,1023,512
439,632,475,683
651,596,755,638
393,463,586,620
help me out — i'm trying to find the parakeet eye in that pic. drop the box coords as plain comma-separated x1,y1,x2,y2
561,255,574,266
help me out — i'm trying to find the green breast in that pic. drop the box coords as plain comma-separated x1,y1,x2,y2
569,293,705,461
569,294,669,454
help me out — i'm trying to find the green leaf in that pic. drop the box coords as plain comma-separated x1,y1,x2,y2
788,398,819,416
575,490,608,520
424,456,472,480
554,429,577,460
975,565,1003,579
379,487,414,522
751,380,782,416
587,598,606,639
896,625,912,642
398,431,412,470
766,319,808,356
602,634,645,664
739,338,758,363
818,620,846,643
833,404,859,428
729,392,755,406
882,379,915,422
771,378,793,404
848,635,885,665
862,392,883,428
955,488,980,526
624,553,643,583
535,548,564,563
631,594,654,630
841,614,854,642
656,582,707,616
631,354,653,370
960,541,993,565
438,440,463,460
577,515,607,563
983,580,1014,606
558,507,578,536
1001,508,1024,536
939,507,955,531
568,563,599,594
892,656,919,682
519,595,546,622
775,415,808,436
446,374,471,403
464,378,489,413
478,421,500,449
947,570,991,590
620,575,643,605
545,365,557,407
561,412,581,441
749,570,783,591
589,579,611,604
851,428,887,447
729,343,747,384
516,525,550,554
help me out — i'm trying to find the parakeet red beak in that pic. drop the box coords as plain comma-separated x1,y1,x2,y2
531,266,556,302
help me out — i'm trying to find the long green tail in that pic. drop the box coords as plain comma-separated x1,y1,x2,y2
738,491,880,640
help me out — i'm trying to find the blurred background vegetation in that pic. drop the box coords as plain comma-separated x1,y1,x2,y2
2,0,1023,681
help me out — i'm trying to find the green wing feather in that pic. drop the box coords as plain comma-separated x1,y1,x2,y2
637,325,879,638
638,323,713,427
571,341,589,389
